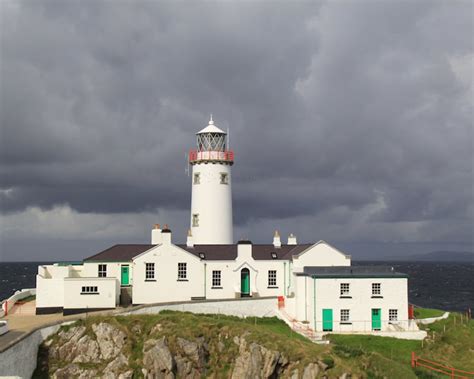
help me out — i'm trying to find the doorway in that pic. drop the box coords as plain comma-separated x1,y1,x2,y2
322,309,333,331
372,308,381,330
121,265,130,286
240,268,250,296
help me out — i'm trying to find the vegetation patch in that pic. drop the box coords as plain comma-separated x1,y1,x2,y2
414,307,445,319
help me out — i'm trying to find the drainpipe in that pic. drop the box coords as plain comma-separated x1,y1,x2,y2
304,277,308,321
313,277,317,331
283,262,287,296
204,263,207,299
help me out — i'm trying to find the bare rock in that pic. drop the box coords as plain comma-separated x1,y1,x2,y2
176,356,201,379
92,322,127,360
290,368,299,379
232,342,262,379
261,345,281,378
103,353,129,377
177,337,208,367
52,363,97,379
317,360,328,371
217,341,225,353
71,334,101,363
143,337,176,378
151,323,163,334
339,374,351,379
302,363,320,379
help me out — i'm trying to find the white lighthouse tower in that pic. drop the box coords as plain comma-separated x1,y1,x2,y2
189,116,234,244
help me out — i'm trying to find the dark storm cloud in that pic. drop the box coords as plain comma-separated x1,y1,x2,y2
0,1,472,247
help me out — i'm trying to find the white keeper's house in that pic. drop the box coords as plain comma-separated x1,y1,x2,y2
36,116,418,334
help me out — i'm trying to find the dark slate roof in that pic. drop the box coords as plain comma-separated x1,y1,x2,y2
177,244,313,260
84,244,155,262
297,266,408,278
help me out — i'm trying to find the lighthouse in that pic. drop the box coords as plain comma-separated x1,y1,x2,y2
188,116,234,244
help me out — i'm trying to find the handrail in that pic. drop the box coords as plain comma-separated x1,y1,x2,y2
411,352,474,378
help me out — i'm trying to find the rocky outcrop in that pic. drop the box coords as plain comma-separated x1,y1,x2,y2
38,321,336,378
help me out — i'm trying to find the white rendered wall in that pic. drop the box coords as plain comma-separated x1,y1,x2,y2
292,241,351,269
190,163,233,244
63,278,117,310
293,277,409,332
133,245,205,304
36,275,64,308
82,261,130,287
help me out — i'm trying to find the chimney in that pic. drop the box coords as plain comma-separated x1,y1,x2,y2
237,240,252,260
186,229,194,248
273,230,281,248
288,233,297,245
151,224,162,244
161,224,172,244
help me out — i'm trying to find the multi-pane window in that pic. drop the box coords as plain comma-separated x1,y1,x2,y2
340,283,350,296
192,214,199,227
178,262,187,280
81,286,98,294
220,173,229,184
389,309,398,322
98,264,107,278
145,263,155,280
268,270,277,287
372,283,381,296
194,173,200,184
212,270,221,287
340,309,350,323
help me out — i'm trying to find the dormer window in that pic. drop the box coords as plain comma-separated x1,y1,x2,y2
220,173,229,184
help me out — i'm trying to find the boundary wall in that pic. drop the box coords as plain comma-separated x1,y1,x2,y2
1,289,36,318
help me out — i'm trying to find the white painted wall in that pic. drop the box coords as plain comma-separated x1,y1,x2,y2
292,241,351,269
63,278,117,310
36,276,64,308
82,262,129,286
292,276,410,332
132,244,205,304
190,162,233,244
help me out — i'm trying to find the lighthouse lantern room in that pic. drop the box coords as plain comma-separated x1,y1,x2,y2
189,116,234,244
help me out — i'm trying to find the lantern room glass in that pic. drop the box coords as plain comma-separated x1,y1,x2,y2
197,132,227,152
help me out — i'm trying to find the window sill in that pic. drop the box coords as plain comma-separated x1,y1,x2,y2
267,286,279,289
340,322,352,325
371,296,383,298
145,279,156,282
339,296,352,299
211,286,223,289
81,293,99,295
177,279,188,282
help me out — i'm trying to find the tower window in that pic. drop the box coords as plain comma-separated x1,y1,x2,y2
268,270,277,287
193,173,200,185
178,262,187,280
220,173,229,184
192,214,199,227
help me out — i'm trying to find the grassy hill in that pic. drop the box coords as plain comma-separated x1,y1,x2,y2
33,309,473,378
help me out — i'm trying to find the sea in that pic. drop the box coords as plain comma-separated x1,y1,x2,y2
0,261,473,312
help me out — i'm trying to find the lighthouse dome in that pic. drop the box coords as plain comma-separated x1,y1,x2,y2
197,115,226,134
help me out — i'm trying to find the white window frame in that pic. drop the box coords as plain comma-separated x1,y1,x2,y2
193,173,200,185
268,270,277,287
212,270,221,288
192,214,199,227
178,262,187,280
98,264,107,278
372,283,381,296
340,283,350,296
220,172,229,185
340,309,350,323
389,309,398,322
81,286,98,294
145,263,155,280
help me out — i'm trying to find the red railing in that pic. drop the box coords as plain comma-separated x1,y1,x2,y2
411,352,474,378
189,149,234,163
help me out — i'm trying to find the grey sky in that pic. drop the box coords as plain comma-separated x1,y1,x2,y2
0,1,472,261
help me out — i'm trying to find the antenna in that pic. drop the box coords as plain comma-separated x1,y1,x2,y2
185,153,190,177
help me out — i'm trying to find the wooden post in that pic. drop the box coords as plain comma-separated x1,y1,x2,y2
5,301,7,316
411,352,416,368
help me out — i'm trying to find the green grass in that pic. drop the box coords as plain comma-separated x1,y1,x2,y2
414,307,445,319
328,310,474,378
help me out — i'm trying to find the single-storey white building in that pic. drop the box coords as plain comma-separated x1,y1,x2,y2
35,116,416,334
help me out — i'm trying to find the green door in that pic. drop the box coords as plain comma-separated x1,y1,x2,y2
322,309,333,331
241,268,250,296
121,265,129,286
372,308,381,330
